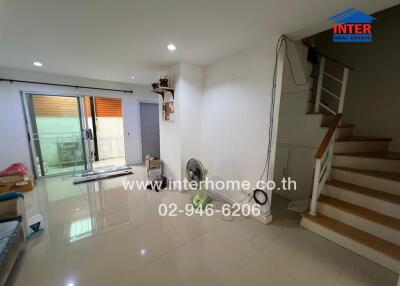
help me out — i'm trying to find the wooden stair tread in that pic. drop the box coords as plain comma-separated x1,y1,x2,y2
318,194,400,231
305,112,333,116
326,179,400,205
302,212,400,260
336,136,392,142
332,166,400,182
321,124,354,128
334,152,400,161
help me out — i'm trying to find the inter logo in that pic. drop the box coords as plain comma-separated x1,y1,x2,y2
329,8,375,43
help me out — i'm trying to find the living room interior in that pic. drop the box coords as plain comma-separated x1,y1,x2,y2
0,1,399,286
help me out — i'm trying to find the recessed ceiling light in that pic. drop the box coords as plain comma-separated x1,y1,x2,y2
167,44,176,51
130,76,135,79
33,61,43,67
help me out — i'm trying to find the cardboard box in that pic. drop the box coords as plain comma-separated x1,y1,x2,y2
145,158,161,170
0,175,29,184
0,178,35,194
0,183,13,194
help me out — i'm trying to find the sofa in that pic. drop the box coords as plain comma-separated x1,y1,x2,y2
0,192,26,286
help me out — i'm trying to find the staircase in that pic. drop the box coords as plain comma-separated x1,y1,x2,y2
298,61,400,272
301,129,400,272
290,47,400,274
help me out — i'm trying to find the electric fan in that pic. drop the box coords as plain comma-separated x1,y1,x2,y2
186,158,212,208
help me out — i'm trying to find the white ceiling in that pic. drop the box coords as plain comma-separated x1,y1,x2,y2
0,0,398,85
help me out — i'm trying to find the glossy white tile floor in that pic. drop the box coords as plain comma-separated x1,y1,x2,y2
8,166,398,286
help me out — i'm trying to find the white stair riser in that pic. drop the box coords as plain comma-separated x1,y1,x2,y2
307,102,314,113
334,141,390,153
301,217,400,273
321,115,335,126
321,127,354,139
335,127,354,139
333,156,400,172
323,185,400,219
318,202,400,245
331,168,399,196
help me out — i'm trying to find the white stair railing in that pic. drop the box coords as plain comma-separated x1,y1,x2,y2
309,114,342,215
314,56,351,115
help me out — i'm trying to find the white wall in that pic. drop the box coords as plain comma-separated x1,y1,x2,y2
281,41,312,95
278,41,325,148
274,40,326,201
158,39,285,222
157,39,319,216
179,63,204,179
0,67,157,175
315,6,400,152
201,37,284,220
159,64,182,181
159,62,204,182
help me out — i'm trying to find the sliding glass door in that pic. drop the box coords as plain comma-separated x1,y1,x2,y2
84,96,126,169
24,94,88,177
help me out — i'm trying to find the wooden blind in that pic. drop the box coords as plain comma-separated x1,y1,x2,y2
32,95,122,118
94,98,123,117
32,95,79,117
85,97,92,117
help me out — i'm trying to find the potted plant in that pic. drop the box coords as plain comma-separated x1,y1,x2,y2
159,76,169,87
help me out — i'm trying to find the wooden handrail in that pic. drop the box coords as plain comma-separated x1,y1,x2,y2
315,114,342,159
302,42,354,71
318,52,354,71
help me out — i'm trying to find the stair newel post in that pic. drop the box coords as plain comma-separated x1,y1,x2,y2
338,67,349,113
314,57,325,113
310,158,321,216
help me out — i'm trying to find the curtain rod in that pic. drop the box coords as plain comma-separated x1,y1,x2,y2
0,78,133,93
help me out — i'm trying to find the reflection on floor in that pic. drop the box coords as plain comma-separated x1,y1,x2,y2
9,166,398,286
45,157,126,176
92,157,126,169
45,164,85,176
